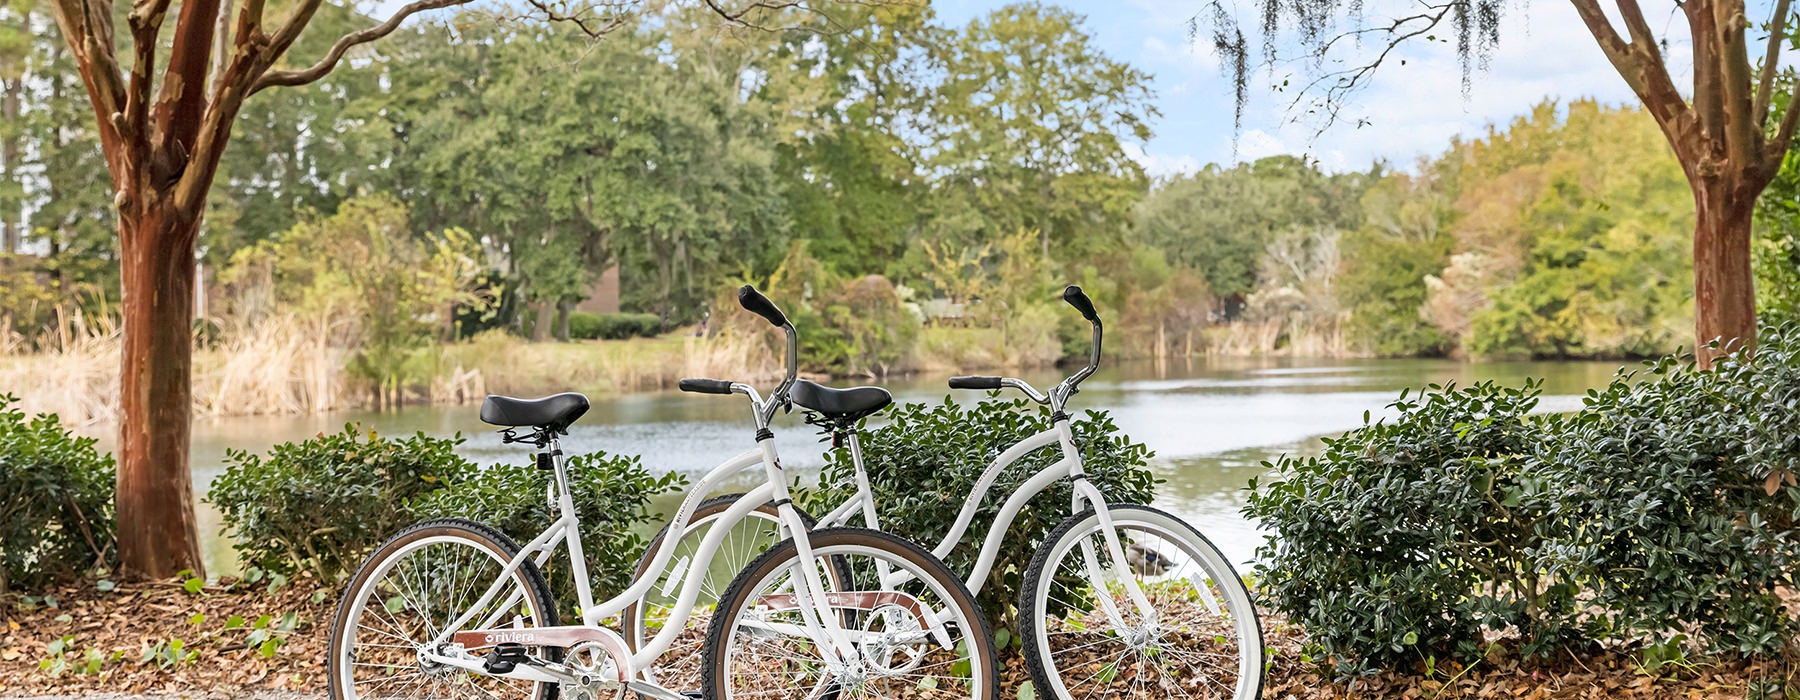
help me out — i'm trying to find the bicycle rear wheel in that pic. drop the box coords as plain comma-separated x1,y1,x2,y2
1020,504,1263,700
328,518,559,700
702,527,999,700
621,494,802,690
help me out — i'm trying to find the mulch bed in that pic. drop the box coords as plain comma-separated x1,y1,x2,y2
2,576,1794,698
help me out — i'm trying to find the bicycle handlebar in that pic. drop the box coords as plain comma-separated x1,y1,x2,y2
1063,285,1099,323
948,376,1003,390
738,285,789,328
949,285,1103,410
679,285,798,427
679,378,734,395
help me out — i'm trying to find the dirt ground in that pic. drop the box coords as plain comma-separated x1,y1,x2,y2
2,577,1794,698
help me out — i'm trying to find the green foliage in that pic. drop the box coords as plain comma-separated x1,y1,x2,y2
1136,156,1369,301
567,312,663,341
1757,146,1800,324
1246,380,1574,672
1446,101,1694,358
415,454,686,611
208,426,470,582
1249,329,1800,672
0,394,115,594
797,398,1156,628
1537,329,1800,657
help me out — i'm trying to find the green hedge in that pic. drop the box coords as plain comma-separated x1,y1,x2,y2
568,312,662,340
209,426,468,582
208,426,681,606
415,454,684,612
798,397,1156,630
0,395,115,593
1247,327,1800,673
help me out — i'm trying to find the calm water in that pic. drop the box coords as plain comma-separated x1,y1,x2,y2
149,357,1629,574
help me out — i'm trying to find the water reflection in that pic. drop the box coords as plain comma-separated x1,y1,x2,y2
141,356,1629,573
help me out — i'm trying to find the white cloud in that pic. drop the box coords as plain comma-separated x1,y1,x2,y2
1123,142,1203,177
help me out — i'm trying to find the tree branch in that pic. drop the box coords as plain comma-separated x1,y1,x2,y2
123,0,174,143
147,0,223,191
249,0,468,94
1572,0,1692,153
1713,1,1758,173
1766,80,1800,183
1754,0,1792,126
262,0,327,60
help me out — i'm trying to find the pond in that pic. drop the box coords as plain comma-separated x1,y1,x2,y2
156,356,1629,575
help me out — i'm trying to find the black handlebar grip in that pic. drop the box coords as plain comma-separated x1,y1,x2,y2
738,285,789,328
1063,285,1099,323
948,376,1004,390
679,378,734,395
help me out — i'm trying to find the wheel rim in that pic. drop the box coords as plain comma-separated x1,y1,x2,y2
1031,513,1260,700
628,508,786,690
335,533,549,700
718,540,990,700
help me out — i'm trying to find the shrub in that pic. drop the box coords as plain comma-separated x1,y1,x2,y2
568,312,663,341
0,394,115,593
415,453,685,612
798,397,1156,629
1244,380,1577,672
209,426,471,582
1249,327,1800,672
1537,334,1800,657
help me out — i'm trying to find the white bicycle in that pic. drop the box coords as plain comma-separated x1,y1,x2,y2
638,285,1265,700
326,286,998,700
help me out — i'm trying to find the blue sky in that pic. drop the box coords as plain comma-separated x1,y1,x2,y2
928,0,1684,175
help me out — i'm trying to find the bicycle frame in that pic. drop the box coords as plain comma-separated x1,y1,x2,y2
415,381,857,697
813,285,1158,632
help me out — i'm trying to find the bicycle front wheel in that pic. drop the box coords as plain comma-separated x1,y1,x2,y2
702,527,999,700
1020,504,1264,700
328,518,559,700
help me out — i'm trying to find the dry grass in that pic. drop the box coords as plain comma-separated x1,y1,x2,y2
442,328,788,398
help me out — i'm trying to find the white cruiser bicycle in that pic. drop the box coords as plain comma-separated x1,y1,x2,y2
325,286,998,700
633,285,1265,700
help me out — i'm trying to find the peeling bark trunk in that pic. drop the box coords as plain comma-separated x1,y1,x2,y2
1692,182,1758,364
115,206,205,580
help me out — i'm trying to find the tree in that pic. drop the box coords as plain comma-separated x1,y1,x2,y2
922,3,1155,262
1199,0,1800,365
43,0,817,579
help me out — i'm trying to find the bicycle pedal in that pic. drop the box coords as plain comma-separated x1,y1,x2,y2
483,643,529,674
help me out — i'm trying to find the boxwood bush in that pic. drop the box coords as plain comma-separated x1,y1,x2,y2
209,426,470,582
415,453,685,612
209,425,682,610
568,312,663,340
798,397,1157,629
1248,327,1800,673
0,394,115,593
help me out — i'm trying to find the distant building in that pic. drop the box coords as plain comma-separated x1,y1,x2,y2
572,265,621,314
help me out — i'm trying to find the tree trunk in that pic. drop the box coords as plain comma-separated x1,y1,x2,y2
555,298,571,342
115,207,205,580
1692,181,1759,366
531,299,554,342
1,76,18,254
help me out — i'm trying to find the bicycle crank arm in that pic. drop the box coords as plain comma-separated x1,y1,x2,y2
420,647,571,685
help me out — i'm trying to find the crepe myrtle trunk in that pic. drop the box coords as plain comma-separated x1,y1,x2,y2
1692,180,1758,363
116,206,206,578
